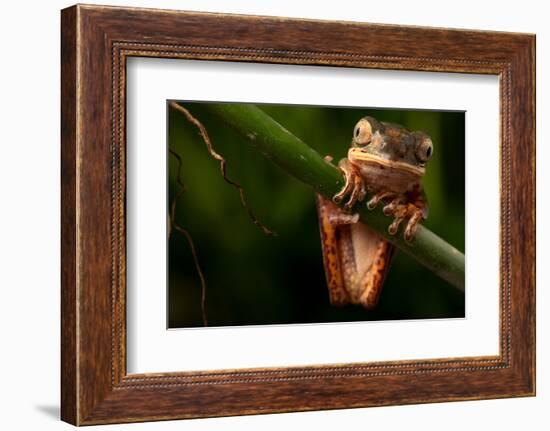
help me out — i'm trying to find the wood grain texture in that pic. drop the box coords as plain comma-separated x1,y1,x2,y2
60,4,535,425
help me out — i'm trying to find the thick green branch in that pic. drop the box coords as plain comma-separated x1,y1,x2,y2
191,103,465,292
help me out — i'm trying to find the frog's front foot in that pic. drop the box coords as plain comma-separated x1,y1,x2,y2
383,197,427,242
333,159,366,211
366,191,396,210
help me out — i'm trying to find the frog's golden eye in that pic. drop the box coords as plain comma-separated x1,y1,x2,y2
416,138,433,163
353,119,373,146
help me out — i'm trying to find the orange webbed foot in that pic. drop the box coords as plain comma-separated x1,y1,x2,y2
333,159,366,211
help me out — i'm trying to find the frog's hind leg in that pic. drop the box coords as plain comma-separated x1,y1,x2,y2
357,237,395,309
316,194,394,310
315,194,359,306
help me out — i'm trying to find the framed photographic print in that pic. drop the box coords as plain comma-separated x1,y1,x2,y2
61,4,535,425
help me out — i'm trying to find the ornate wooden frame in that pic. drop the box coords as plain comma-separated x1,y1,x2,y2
61,4,535,425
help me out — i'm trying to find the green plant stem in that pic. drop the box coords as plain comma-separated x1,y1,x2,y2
191,102,465,292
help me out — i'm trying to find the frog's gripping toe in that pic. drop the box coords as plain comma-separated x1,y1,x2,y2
333,159,366,211
367,191,395,211
403,211,423,242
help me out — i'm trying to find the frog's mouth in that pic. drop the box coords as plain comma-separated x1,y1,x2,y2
349,150,425,177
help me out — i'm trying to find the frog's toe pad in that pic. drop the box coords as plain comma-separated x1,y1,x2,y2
388,216,405,235
404,211,423,242
343,175,366,211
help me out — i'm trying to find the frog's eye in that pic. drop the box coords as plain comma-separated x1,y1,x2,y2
416,138,433,163
353,119,373,146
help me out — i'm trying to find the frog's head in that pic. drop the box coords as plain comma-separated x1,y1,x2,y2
349,117,433,178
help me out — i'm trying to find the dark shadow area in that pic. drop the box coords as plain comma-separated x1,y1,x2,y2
35,404,59,420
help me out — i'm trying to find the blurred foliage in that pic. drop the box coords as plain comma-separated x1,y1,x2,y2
168,102,465,328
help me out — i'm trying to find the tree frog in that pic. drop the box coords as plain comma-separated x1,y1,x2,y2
316,116,433,309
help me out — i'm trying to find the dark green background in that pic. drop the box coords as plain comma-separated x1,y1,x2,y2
168,102,465,328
